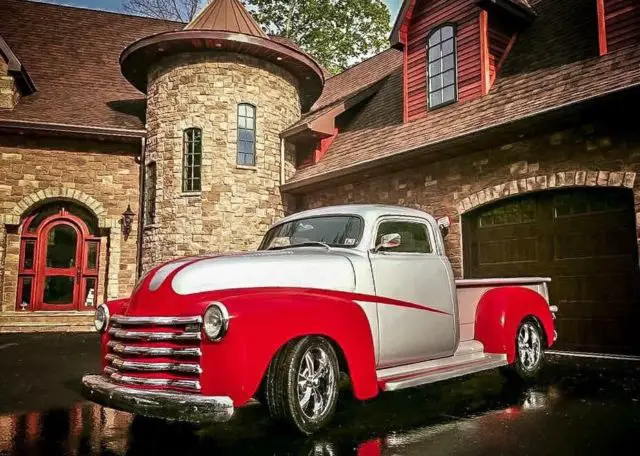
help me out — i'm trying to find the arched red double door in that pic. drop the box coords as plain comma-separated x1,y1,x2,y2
17,204,100,311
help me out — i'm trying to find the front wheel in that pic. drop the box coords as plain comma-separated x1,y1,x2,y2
265,336,340,435
501,318,545,382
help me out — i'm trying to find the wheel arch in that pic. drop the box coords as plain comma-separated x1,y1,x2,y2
474,286,555,363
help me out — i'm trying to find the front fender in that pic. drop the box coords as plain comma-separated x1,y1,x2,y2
200,290,379,406
474,287,555,363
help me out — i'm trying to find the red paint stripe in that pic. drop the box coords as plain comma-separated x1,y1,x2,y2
327,290,452,316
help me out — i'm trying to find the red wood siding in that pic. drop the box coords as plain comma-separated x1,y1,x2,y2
487,15,514,88
603,0,640,53
405,0,482,121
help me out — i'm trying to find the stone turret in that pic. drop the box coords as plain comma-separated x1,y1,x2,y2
119,0,324,270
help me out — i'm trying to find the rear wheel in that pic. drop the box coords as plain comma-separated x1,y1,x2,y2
266,336,340,435
502,318,545,382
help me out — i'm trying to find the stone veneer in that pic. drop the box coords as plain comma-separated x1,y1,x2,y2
0,135,140,312
0,60,19,110
299,122,640,278
142,52,300,271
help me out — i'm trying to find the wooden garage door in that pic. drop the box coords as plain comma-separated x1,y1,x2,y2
463,188,640,355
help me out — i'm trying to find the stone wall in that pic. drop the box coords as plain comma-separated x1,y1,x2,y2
0,59,19,109
142,52,301,271
0,134,141,311
299,122,640,277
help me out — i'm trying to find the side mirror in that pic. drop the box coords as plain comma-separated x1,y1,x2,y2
374,233,401,252
437,216,450,235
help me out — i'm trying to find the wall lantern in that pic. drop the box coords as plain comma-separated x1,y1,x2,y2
122,204,135,241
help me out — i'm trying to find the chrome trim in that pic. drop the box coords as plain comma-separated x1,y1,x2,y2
104,369,201,391
107,341,201,357
81,375,233,423
111,315,203,326
106,354,202,374
549,305,558,313
109,328,201,341
203,302,230,341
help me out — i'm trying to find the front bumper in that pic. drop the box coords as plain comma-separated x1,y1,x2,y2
81,375,234,422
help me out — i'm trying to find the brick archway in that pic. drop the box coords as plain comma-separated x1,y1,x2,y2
455,170,637,215
1,188,122,311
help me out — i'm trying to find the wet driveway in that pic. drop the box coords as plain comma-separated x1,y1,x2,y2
0,333,639,455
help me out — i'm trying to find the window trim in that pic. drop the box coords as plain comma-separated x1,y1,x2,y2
370,216,439,256
237,103,256,166
182,127,203,194
426,23,458,110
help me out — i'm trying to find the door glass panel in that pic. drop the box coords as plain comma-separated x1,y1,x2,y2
376,221,433,253
19,277,33,309
86,242,98,270
84,278,96,307
46,225,76,268
43,276,75,305
23,241,35,270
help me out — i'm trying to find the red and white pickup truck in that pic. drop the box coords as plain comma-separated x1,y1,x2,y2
82,204,557,434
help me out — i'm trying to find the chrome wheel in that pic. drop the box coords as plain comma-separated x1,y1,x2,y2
518,322,542,371
297,346,336,420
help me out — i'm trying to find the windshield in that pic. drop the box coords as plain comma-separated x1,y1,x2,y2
259,216,364,250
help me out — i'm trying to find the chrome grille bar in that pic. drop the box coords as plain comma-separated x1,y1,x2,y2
109,328,201,341
111,315,203,326
106,354,202,374
107,341,201,357
104,368,201,392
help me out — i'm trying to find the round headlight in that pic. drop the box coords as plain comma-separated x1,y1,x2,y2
94,304,109,332
203,303,229,341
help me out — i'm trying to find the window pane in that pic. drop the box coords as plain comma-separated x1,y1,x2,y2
428,61,441,76
443,85,455,103
246,105,255,117
86,242,98,270
238,117,247,129
84,277,96,307
246,117,254,129
430,91,443,107
47,225,76,268
19,277,32,309
442,55,454,72
23,241,35,270
428,44,441,61
43,276,74,305
442,38,454,55
441,26,453,40
239,104,246,116
428,29,441,45
376,221,432,253
430,75,442,91
443,69,455,86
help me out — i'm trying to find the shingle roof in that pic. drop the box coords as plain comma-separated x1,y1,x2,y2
286,0,640,188
0,0,182,133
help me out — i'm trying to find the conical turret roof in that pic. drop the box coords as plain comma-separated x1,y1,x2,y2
185,0,267,38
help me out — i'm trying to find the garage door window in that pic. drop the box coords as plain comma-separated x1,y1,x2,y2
554,192,628,218
479,199,536,227
376,221,433,253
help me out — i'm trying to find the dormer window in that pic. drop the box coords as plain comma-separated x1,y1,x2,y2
427,25,457,109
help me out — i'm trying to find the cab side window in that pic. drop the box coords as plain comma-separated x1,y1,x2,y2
376,220,433,253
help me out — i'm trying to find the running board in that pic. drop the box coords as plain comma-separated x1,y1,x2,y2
379,354,508,392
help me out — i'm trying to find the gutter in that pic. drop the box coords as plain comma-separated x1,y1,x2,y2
0,119,146,140
281,81,640,193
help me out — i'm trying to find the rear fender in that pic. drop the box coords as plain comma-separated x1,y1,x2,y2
474,287,555,363
200,290,379,405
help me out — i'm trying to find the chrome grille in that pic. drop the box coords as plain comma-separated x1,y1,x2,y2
105,315,202,392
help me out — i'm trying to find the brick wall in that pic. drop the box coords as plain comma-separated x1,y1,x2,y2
298,122,640,277
0,134,141,311
142,52,300,271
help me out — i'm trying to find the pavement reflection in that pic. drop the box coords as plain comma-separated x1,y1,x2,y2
0,357,639,456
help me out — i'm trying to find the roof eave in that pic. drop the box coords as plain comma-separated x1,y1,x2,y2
0,118,146,142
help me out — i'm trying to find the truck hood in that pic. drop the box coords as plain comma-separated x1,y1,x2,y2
150,249,357,296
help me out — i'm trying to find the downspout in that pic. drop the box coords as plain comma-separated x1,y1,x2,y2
135,136,146,279
280,137,286,185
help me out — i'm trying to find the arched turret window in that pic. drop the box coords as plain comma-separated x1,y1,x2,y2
183,128,202,193
237,103,256,166
427,25,457,109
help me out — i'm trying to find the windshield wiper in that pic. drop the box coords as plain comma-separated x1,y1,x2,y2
268,241,331,251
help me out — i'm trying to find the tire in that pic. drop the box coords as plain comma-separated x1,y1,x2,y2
501,317,545,382
265,336,340,435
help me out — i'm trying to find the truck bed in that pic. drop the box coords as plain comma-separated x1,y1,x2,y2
455,277,551,342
